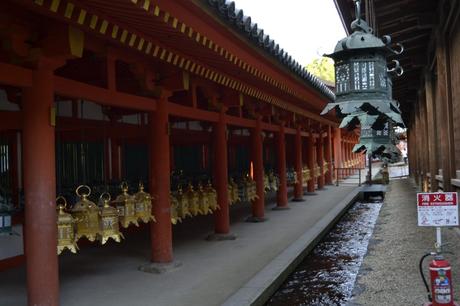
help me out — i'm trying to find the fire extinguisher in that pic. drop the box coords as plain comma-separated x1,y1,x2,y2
420,252,459,306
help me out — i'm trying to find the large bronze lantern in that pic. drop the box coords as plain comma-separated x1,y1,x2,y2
321,0,404,125
353,121,399,158
321,0,405,183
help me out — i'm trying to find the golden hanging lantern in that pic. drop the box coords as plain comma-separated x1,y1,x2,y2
245,177,258,202
56,196,79,255
71,185,100,242
197,183,211,215
314,164,321,177
302,167,311,184
170,192,181,224
97,192,124,245
269,172,279,192
264,174,270,193
205,181,219,212
227,183,234,205
133,182,156,224
228,178,240,204
186,183,200,216
113,182,139,228
293,170,299,184
175,186,192,219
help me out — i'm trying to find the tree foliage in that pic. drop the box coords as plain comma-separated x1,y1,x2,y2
306,57,335,84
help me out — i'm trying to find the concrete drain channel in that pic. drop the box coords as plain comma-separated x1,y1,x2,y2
265,199,383,306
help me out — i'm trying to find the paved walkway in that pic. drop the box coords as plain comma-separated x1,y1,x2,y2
0,178,363,306
350,178,460,305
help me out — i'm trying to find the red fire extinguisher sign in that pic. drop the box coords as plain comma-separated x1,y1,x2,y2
417,192,459,227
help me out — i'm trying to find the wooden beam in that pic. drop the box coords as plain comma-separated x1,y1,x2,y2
0,62,32,87
54,76,157,111
167,102,218,122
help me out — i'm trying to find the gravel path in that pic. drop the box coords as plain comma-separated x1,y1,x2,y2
349,178,460,305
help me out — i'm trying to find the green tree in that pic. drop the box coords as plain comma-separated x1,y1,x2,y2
306,57,335,84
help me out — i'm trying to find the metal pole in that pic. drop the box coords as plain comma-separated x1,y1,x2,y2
368,154,372,185
359,168,361,186
436,226,442,252
336,168,339,186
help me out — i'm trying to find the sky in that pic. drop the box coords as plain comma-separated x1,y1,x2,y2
235,0,346,66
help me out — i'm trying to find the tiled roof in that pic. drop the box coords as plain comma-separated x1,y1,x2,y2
207,0,336,101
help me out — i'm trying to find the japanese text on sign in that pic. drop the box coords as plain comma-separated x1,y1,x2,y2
417,192,459,227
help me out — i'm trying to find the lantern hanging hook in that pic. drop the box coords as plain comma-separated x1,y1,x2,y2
389,43,404,55
56,196,68,209
387,60,404,77
76,185,91,198
99,192,111,207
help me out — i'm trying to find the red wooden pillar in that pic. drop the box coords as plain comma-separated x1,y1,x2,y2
346,142,350,176
293,126,303,201
149,97,173,263
306,132,316,193
344,141,348,177
248,117,266,221
23,66,59,306
325,125,333,184
213,109,230,233
333,127,342,181
275,123,289,208
317,131,325,189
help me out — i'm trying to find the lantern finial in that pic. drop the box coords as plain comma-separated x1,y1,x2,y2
350,0,372,34
354,0,361,24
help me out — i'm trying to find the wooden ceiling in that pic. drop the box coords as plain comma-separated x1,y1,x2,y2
334,0,438,121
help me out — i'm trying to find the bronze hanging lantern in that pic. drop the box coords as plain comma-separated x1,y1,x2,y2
175,186,192,219
56,196,79,254
133,182,156,224
113,182,139,228
321,0,404,125
205,181,219,212
302,167,311,185
71,185,100,242
228,178,239,205
98,192,124,245
186,183,200,216
197,182,211,215
268,171,279,192
170,192,181,224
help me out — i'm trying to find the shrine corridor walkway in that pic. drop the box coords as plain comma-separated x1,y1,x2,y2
349,178,460,305
0,178,367,306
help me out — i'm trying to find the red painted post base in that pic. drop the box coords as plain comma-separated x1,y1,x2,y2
272,205,290,211
205,233,237,241
138,261,182,274
245,216,267,223
292,197,305,202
